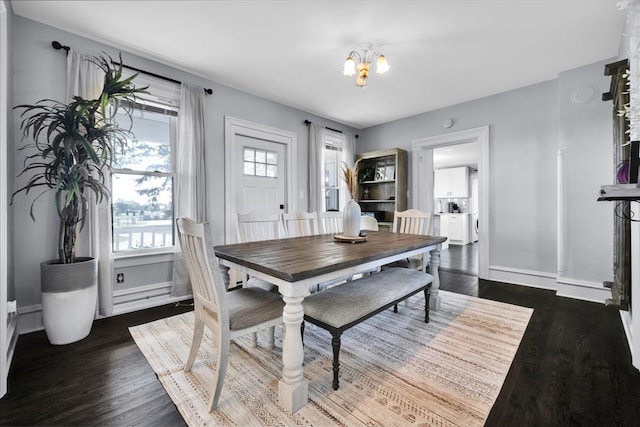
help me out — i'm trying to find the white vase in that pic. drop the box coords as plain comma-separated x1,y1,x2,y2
343,199,361,237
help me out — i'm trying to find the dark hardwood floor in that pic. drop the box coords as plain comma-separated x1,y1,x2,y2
2,261,640,425
439,241,478,276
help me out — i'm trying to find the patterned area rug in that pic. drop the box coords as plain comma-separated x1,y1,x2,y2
130,290,533,426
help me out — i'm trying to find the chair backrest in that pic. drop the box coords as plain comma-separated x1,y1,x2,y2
317,211,343,234
282,211,319,237
392,209,432,235
176,218,228,328
237,212,287,243
360,215,379,231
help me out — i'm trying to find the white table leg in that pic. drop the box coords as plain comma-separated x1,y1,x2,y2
429,246,442,311
278,285,308,413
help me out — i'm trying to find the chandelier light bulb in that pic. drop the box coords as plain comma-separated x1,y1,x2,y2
376,54,390,74
343,57,356,76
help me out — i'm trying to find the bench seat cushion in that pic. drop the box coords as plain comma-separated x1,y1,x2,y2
302,268,433,329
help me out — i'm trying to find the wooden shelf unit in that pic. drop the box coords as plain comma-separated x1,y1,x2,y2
356,148,407,224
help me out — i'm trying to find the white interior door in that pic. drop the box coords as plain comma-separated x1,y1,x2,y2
235,135,286,215
224,117,298,244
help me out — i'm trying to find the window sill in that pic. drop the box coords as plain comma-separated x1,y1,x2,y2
114,248,175,268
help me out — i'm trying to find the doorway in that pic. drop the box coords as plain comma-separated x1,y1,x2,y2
224,117,297,244
412,126,490,279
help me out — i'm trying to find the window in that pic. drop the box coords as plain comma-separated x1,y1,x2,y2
111,104,177,252
323,144,341,211
322,132,347,212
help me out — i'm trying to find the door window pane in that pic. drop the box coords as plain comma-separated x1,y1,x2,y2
243,146,278,178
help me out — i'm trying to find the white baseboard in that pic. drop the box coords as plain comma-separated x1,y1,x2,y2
489,265,557,290
556,276,610,304
7,313,18,368
17,282,193,335
112,282,192,315
620,310,633,357
17,304,43,335
489,265,611,303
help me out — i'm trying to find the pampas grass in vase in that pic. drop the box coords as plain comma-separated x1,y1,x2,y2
341,164,361,237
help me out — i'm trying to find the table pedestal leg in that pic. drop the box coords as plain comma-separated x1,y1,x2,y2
429,247,442,311
278,293,308,412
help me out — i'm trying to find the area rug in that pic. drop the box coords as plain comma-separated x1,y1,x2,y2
129,290,533,426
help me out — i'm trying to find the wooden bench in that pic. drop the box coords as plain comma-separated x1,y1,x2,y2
302,267,433,390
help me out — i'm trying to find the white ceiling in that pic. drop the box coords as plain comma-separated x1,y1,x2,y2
11,1,626,129
434,142,478,169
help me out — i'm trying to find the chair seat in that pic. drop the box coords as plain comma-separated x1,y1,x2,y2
227,287,284,331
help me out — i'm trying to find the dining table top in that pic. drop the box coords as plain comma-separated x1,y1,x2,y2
214,230,446,283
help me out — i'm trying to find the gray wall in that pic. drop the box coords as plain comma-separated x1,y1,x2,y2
11,16,356,312
558,62,614,284
11,13,615,315
358,59,613,288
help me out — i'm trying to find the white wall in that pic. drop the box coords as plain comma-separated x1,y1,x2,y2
557,61,614,297
359,60,613,300
11,16,357,326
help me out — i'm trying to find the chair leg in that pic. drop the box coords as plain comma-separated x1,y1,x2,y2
208,336,230,412
184,317,205,371
425,287,431,323
266,326,275,348
393,304,398,313
249,332,258,348
331,333,342,390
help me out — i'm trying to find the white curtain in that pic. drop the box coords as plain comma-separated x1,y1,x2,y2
172,83,207,297
340,131,356,209
66,49,114,316
308,123,325,212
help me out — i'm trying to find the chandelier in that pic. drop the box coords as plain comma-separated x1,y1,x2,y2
343,43,390,88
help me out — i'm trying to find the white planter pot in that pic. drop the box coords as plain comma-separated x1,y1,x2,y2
342,199,361,237
40,257,98,345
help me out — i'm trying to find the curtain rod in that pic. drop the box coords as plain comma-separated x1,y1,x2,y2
52,41,213,95
304,120,358,138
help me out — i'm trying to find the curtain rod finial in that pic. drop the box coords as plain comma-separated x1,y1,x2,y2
51,41,69,51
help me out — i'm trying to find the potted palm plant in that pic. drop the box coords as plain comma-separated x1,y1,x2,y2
12,54,147,344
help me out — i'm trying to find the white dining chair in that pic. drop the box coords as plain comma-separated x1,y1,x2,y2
282,211,320,237
317,211,343,234
176,217,284,411
392,209,433,236
360,215,379,231
237,211,288,243
386,209,433,271
235,212,288,291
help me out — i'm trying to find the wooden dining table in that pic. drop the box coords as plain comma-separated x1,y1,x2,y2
214,230,446,413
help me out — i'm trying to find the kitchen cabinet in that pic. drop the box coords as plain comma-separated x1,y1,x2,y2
434,167,469,198
438,213,470,245
356,148,407,228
